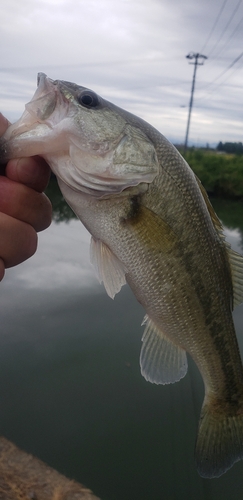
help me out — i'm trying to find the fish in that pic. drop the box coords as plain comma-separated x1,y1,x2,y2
1,73,243,478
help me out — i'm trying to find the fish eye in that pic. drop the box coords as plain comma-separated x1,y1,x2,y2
77,91,99,108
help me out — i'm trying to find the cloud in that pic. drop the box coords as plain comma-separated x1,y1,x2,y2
0,0,242,145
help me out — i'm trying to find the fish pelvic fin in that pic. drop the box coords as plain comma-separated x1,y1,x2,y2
140,315,188,385
195,396,243,478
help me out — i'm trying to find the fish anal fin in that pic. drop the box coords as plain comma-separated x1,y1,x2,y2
90,237,127,299
195,396,243,478
140,315,188,385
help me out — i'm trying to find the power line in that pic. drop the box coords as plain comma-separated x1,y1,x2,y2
212,13,243,59
200,0,228,53
208,50,243,86
215,58,243,86
196,51,243,101
207,0,242,57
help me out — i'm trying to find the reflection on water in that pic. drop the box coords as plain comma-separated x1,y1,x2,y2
0,181,243,500
211,198,243,253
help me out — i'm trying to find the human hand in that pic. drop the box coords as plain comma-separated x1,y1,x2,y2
0,113,52,280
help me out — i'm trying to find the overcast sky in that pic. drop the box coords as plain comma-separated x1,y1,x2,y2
0,0,242,146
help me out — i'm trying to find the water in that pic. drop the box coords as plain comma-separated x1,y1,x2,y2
0,182,243,500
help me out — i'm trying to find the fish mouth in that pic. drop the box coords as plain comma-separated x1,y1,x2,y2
0,73,70,162
37,72,50,86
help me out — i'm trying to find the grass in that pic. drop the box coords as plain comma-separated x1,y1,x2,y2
180,149,243,199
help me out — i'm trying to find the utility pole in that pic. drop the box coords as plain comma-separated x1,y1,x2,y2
184,52,207,153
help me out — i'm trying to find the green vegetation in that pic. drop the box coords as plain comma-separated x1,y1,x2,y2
181,149,243,199
45,177,76,222
217,141,243,155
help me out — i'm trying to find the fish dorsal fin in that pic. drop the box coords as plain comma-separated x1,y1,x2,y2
90,237,127,299
227,247,243,307
195,175,225,236
195,176,243,308
140,315,188,385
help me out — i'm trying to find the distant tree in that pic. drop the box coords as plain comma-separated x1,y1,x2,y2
216,142,243,155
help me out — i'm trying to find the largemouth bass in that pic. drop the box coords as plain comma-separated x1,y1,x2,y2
1,73,243,478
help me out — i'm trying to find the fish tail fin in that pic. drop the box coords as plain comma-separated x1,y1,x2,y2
195,396,243,478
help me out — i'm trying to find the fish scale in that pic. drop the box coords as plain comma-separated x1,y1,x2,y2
1,72,243,478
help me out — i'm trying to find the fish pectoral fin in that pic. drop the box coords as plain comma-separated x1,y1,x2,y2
90,237,127,299
227,247,243,308
140,315,188,385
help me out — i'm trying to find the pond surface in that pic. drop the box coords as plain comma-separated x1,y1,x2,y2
0,181,243,500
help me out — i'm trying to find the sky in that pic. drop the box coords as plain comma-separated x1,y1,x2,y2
0,0,242,147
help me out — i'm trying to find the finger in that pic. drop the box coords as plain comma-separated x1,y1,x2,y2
0,113,10,136
0,114,10,174
5,156,51,192
0,258,5,281
0,213,37,268
0,176,52,232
